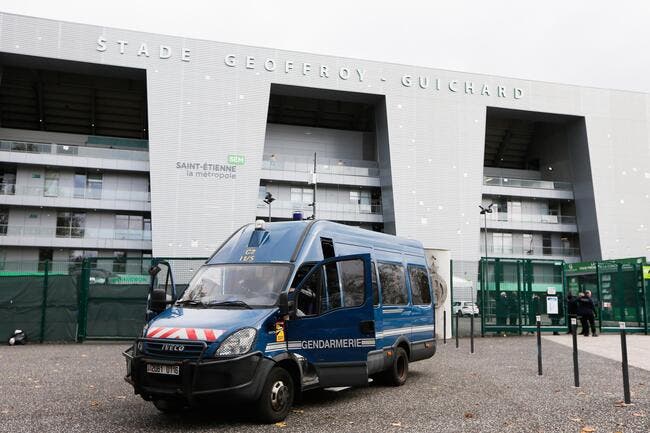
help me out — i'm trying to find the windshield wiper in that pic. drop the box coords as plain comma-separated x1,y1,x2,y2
175,299,206,307
207,300,253,309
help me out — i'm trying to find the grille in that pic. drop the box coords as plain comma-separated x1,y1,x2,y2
143,340,206,360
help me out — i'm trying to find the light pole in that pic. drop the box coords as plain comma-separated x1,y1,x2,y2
479,203,494,337
308,152,317,220
264,192,275,222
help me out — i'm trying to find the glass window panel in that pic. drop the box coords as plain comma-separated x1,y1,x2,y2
290,188,302,202
87,173,102,199
113,251,127,273
409,265,431,305
128,215,143,230
378,262,408,305
44,170,59,197
338,259,365,307
115,215,129,230
74,173,86,198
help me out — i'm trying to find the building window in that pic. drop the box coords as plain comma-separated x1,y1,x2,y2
56,211,86,238
44,170,59,197
0,165,16,195
507,201,521,222
113,251,127,273
258,185,267,200
38,248,53,271
0,249,5,270
523,233,533,255
291,187,313,205
543,233,552,255
0,208,8,236
116,214,146,239
493,232,513,254
350,190,371,213
87,173,102,199
75,172,103,199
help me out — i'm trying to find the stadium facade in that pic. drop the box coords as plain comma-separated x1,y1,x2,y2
0,13,648,281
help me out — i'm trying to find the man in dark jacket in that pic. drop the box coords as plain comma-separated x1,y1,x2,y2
496,292,508,326
507,292,519,326
566,292,578,334
577,291,597,336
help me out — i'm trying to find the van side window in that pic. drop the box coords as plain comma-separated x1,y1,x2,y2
338,259,365,307
378,262,407,305
408,265,431,305
371,262,379,306
323,261,342,310
296,267,322,317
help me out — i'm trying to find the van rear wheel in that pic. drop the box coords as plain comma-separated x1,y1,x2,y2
383,347,409,386
256,367,294,423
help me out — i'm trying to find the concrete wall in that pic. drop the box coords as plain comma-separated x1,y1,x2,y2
264,124,368,161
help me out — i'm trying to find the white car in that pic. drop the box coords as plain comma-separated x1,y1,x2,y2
452,301,479,317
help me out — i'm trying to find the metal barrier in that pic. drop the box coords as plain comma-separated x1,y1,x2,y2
0,257,208,342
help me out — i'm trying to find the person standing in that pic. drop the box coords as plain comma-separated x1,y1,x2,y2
496,292,508,327
577,291,597,336
529,294,540,326
566,292,578,334
507,292,519,326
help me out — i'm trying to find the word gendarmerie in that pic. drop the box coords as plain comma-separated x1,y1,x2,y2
176,162,236,180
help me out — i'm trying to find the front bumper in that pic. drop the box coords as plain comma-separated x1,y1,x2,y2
123,338,274,403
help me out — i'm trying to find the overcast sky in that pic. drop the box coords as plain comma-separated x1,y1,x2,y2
2,0,650,93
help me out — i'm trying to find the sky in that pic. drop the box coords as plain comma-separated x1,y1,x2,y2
2,0,650,93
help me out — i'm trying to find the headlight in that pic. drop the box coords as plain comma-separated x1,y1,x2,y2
215,328,257,356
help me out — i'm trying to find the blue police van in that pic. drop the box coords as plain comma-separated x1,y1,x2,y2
124,220,436,422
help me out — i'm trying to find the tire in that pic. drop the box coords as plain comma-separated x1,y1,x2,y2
256,367,294,423
152,398,184,413
382,347,409,386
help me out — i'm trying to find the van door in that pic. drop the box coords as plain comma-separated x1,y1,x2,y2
285,254,375,387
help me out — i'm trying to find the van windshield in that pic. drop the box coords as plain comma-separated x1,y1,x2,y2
177,264,291,308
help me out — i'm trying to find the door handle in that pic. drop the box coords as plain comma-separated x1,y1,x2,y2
359,320,375,335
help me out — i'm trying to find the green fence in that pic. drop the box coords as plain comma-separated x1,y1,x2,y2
475,256,649,335
0,257,207,342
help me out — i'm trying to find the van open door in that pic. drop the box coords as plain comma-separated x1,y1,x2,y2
285,253,375,387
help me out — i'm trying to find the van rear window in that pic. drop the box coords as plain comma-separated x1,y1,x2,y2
408,265,431,305
378,262,407,305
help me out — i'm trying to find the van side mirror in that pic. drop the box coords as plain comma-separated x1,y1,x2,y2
278,292,289,316
150,288,167,314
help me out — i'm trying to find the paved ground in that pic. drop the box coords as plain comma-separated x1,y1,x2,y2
544,334,650,371
1,337,649,433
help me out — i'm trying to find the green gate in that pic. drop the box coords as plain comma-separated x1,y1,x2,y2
479,258,566,335
565,257,647,334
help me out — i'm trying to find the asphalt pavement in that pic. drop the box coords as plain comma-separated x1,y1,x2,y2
1,337,649,433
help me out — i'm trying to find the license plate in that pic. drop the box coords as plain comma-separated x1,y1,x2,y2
146,363,179,375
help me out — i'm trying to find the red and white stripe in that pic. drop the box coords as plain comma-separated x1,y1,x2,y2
146,327,225,342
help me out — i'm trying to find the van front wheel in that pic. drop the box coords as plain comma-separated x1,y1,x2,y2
256,367,294,423
383,347,409,386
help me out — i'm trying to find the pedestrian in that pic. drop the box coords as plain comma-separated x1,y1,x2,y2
495,292,508,336
577,290,597,336
566,292,578,334
507,292,519,326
